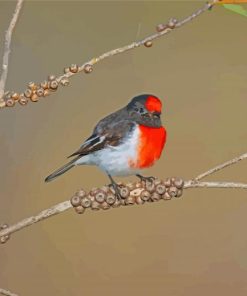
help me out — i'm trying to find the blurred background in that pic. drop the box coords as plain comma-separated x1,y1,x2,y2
0,1,247,295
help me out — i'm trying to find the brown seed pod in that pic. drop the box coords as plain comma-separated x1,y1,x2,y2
155,183,166,195
168,186,178,198
48,75,56,81
168,18,178,29
24,89,32,98
44,89,50,97
0,223,8,230
101,185,110,194
91,201,101,211
126,182,136,191
69,64,78,73
49,80,58,90
81,196,92,208
170,177,176,185
120,186,130,199
174,178,184,189
101,201,111,210
151,192,161,202
135,196,145,205
156,23,168,32
28,82,37,90
0,99,6,108
70,195,81,207
75,205,85,214
41,80,49,89
145,181,156,193
140,190,151,202
60,77,69,86
125,196,135,205
154,179,161,185
144,40,153,48
89,187,98,196
30,94,38,102
164,178,172,188
135,181,142,189
105,194,116,205
36,88,44,97
18,94,28,106
0,235,10,244
6,97,15,107
94,189,106,203
162,192,172,200
64,67,70,74
112,199,121,208
84,64,93,74
11,92,19,101
176,189,183,198
77,189,87,198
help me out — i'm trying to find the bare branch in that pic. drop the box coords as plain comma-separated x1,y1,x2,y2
0,151,246,244
0,0,219,109
194,152,247,181
0,288,19,296
184,181,247,190
0,0,24,101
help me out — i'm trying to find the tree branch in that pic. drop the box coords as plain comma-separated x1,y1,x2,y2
0,0,24,103
0,0,219,108
0,151,246,244
194,152,247,181
0,288,19,296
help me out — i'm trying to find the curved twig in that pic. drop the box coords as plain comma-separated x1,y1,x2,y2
0,0,24,100
194,152,247,181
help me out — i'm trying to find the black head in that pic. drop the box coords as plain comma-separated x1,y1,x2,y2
127,94,163,127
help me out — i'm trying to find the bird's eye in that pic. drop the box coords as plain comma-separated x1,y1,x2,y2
134,107,139,112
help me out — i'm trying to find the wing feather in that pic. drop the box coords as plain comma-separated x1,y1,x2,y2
68,120,134,158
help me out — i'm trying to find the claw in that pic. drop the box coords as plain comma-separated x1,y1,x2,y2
136,174,155,184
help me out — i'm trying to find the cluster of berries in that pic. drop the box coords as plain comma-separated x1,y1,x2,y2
70,177,184,214
0,63,93,109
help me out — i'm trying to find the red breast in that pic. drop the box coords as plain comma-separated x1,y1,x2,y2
130,124,167,169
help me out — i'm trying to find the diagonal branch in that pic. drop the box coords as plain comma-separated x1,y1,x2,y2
0,288,19,296
0,0,24,101
0,151,246,244
194,152,247,181
0,0,219,108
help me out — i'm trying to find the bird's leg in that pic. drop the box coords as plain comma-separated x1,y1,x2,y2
107,174,123,200
136,174,155,184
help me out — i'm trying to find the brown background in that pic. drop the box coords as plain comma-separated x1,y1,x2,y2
0,1,247,295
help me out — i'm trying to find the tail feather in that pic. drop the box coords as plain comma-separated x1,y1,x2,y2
45,158,77,182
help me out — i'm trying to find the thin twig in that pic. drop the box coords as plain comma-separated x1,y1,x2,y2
0,0,219,108
0,0,24,100
184,181,247,190
0,288,19,296
194,152,247,181
0,151,246,243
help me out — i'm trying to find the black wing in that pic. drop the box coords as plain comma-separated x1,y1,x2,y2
68,119,134,158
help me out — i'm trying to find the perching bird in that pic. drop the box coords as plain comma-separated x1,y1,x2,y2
45,94,167,198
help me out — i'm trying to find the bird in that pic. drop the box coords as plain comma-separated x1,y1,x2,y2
45,94,167,199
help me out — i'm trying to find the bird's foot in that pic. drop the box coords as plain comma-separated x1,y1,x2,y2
108,182,124,200
136,174,155,184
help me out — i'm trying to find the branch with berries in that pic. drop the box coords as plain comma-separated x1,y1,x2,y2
0,0,219,109
0,152,246,244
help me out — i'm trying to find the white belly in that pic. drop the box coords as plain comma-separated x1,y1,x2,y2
75,127,141,176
